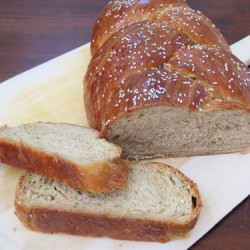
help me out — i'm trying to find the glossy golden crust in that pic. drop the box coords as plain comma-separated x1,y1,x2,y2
166,45,250,109
91,0,229,55
0,138,128,193
91,0,187,55
15,163,202,243
159,7,230,52
85,0,250,159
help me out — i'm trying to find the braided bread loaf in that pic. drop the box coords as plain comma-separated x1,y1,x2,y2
84,0,250,159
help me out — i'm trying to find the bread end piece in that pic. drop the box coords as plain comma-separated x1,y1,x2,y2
0,123,128,193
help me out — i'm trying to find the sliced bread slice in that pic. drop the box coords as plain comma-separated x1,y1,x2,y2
0,122,128,193
15,161,202,243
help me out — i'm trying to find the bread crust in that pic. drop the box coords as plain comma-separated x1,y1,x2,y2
91,0,229,55
15,163,202,243
0,135,128,194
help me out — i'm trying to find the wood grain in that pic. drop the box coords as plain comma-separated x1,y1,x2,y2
0,0,249,249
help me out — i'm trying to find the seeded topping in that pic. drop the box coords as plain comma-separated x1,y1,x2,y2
166,45,250,105
91,0,189,55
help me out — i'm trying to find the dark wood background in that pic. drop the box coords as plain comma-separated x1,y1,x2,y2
0,0,249,249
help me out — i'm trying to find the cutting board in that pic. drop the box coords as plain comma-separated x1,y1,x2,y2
0,36,250,250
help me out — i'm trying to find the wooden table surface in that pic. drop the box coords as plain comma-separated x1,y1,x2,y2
0,0,249,249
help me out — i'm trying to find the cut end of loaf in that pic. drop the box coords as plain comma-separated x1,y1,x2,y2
0,122,128,193
105,106,250,159
15,161,201,242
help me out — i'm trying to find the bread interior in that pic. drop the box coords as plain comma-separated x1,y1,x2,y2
106,106,250,159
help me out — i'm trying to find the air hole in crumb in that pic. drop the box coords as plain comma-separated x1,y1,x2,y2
192,196,197,208
170,176,176,185
112,135,120,140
